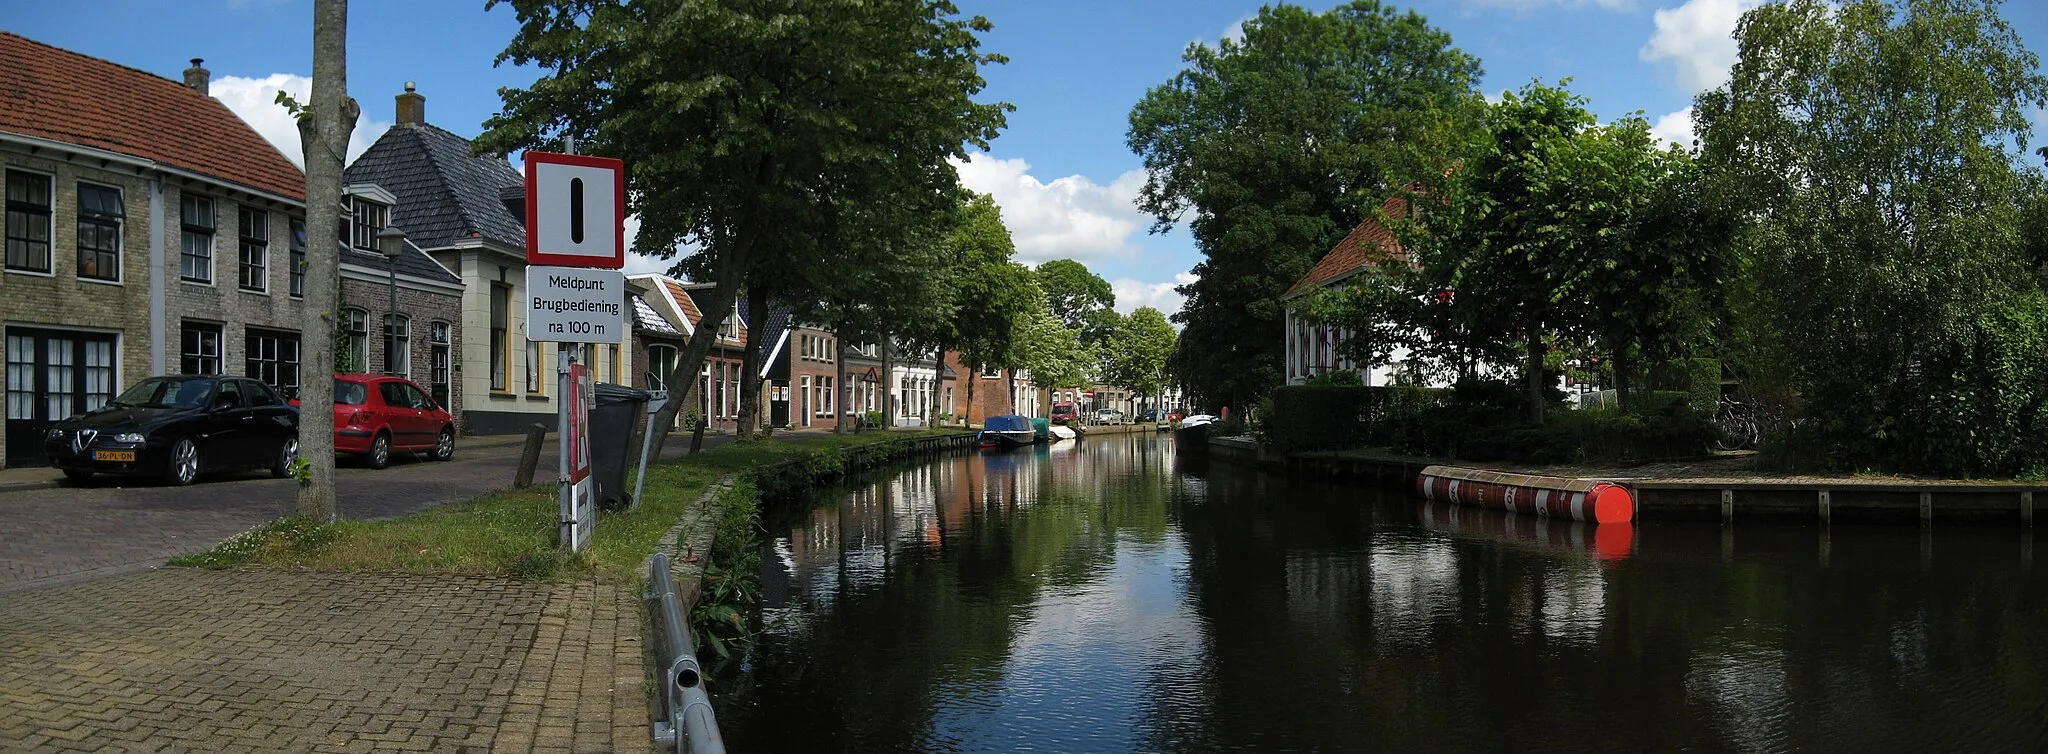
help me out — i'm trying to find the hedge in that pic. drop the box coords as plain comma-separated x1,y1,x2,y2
1264,379,1710,463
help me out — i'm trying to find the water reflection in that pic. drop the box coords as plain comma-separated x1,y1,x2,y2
722,435,2048,753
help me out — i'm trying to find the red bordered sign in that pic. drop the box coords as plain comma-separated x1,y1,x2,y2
524,151,626,269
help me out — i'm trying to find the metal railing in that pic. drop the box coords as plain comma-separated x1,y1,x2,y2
647,552,726,754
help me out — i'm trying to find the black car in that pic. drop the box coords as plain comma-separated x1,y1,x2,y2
45,375,300,485
1137,409,1160,422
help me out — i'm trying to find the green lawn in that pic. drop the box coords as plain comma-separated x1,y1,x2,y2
171,428,968,583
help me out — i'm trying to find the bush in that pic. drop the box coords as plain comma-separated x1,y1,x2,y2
1266,385,1373,453
1302,370,1363,386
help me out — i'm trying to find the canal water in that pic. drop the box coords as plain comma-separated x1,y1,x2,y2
715,434,2048,752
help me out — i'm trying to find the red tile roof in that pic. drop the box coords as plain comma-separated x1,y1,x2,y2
0,32,304,201
1284,194,1415,297
660,279,705,331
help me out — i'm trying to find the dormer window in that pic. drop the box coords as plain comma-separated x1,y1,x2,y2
351,198,389,251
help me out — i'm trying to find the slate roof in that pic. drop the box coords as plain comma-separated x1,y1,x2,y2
634,295,682,337
343,123,526,251
0,32,303,200
338,238,460,285
1284,194,1415,297
737,298,794,363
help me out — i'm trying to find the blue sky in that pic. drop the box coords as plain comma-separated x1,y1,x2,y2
8,0,2047,315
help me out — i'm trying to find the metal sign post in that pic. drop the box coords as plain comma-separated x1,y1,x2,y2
525,149,626,553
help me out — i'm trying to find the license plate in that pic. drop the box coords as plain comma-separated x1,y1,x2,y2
93,450,135,462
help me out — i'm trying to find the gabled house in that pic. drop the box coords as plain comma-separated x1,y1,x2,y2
0,35,318,467
780,320,841,429
629,274,751,431
343,84,604,434
737,298,795,428
1281,194,1419,388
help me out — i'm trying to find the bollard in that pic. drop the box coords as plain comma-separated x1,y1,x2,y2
690,418,706,454
514,423,547,488
1818,489,1831,526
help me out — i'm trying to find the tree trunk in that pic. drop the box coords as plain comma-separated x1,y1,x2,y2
665,227,753,440
735,284,767,442
965,356,979,426
834,336,849,433
879,335,894,428
296,0,356,522
928,344,947,427
1005,369,1018,414
1526,327,1546,425
1613,340,1632,416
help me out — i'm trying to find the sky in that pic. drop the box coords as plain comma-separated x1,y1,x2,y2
8,0,2048,317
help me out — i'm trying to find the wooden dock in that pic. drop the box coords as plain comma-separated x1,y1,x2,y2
1203,438,2045,527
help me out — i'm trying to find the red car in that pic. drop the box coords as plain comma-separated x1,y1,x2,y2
302,375,456,469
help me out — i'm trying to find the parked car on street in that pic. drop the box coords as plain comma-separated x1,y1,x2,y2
1050,403,1078,423
298,375,457,469
45,375,300,485
1095,408,1126,424
1136,409,1159,423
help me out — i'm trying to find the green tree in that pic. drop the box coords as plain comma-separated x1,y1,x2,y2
1104,306,1177,414
945,195,1037,419
1127,0,1484,412
1033,259,1115,339
478,0,1008,432
1696,0,2048,474
1013,299,1091,399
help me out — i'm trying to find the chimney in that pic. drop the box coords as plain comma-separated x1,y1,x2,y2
183,58,209,96
396,81,426,127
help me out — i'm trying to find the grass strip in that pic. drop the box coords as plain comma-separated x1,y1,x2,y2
170,428,968,583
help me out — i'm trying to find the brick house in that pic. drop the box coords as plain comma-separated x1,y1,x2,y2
781,321,840,429
342,84,601,434
629,274,750,431
0,36,311,467
942,353,1035,424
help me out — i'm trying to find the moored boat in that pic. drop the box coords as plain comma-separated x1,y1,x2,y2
975,415,1036,449
1174,414,1217,453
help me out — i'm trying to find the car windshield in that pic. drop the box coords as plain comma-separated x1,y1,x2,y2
112,377,217,410
335,380,370,406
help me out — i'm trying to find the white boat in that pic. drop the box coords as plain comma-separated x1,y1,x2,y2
1049,424,1077,441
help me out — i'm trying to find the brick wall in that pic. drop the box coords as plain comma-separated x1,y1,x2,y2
787,326,838,428
338,276,463,416
161,183,308,382
0,150,158,466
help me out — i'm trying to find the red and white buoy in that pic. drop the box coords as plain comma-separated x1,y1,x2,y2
1416,465,1635,524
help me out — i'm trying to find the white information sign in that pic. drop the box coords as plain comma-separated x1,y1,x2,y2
525,266,626,343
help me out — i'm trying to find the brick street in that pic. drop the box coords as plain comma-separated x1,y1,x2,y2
0,569,649,753
0,435,696,595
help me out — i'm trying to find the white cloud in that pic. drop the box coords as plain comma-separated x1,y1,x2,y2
1221,15,1253,43
210,73,391,169
1463,0,1636,11
951,152,1149,264
1640,0,1759,93
1110,272,1198,317
1651,106,1696,147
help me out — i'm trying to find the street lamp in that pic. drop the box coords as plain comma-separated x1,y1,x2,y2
376,226,407,375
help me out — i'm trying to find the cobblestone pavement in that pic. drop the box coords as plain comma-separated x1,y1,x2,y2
0,437,700,595
0,569,649,753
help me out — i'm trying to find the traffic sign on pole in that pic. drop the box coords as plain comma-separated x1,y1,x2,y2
524,151,626,268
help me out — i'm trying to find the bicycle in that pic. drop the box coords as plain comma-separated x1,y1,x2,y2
1712,398,1760,451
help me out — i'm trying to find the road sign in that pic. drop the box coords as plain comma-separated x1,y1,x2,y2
524,151,625,268
561,363,595,551
525,266,625,343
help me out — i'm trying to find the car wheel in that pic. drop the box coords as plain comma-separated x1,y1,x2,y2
167,438,199,486
431,427,455,462
62,469,93,484
365,432,391,470
271,436,299,479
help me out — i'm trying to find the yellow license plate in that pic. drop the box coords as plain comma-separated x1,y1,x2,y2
93,450,135,462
